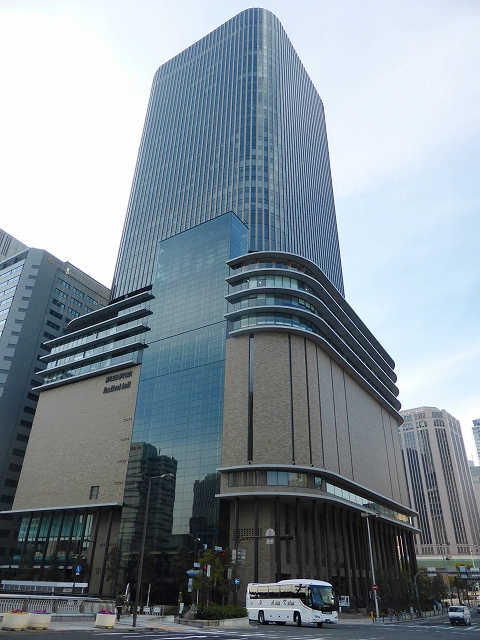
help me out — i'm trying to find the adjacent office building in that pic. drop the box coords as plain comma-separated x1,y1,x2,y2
9,9,416,606
0,230,110,568
399,407,480,566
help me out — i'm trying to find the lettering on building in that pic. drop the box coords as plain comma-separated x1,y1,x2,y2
103,381,131,394
105,370,133,383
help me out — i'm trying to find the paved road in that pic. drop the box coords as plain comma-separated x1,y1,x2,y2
1,613,478,639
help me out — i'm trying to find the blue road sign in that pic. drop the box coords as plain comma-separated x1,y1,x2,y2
75,565,82,575
234,578,240,586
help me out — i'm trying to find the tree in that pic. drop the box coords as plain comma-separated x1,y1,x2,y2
170,546,193,597
416,571,447,608
43,551,62,581
17,546,35,579
375,567,413,611
105,547,122,593
193,549,233,605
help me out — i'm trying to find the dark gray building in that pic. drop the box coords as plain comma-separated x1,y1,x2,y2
0,232,110,566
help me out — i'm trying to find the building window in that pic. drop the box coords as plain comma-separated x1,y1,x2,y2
89,485,99,499
86,296,98,306
70,297,82,307
68,308,80,317
72,287,84,298
266,471,289,486
52,299,65,310
58,278,70,289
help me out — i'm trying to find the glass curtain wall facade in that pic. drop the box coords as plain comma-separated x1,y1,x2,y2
113,8,344,299
119,214,247,575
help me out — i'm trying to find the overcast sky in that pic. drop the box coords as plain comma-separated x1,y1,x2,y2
1,0,479,457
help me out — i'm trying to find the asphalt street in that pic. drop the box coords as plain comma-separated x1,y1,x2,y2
1,614,479,640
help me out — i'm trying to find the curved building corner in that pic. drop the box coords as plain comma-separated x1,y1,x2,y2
218,251,417,607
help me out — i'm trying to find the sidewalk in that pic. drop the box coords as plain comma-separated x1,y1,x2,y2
0,614,199,634
0,611,448,633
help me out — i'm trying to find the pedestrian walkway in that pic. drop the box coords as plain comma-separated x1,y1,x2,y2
0,614,195,634
0,611,448,633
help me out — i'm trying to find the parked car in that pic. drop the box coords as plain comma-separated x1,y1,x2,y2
448,605,471,625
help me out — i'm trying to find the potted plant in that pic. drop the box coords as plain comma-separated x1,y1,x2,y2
2,609,28,630
27,609,52,629
95,608,116,628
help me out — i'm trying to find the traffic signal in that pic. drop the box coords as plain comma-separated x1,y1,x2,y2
202,564,208,573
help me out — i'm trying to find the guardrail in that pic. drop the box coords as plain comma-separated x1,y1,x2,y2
0,595,112,615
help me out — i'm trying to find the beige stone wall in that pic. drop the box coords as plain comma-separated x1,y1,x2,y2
13,366,140,510
222,331,406,502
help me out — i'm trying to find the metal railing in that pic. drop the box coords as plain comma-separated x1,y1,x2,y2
0,595,111,616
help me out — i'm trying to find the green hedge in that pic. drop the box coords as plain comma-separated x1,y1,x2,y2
196,604,248,620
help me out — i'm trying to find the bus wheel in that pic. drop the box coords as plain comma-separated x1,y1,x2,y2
295,612,302,627
316,622,323,628
258,611,268,625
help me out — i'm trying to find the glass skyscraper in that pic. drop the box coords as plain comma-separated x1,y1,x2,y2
113,8,344,298
8,8,416,607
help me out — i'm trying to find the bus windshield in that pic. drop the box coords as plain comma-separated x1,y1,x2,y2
309,585,335,610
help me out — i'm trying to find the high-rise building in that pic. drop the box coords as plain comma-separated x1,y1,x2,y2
0,230,27,262
112,8,344,298
9,9,416,607
0,231,110,566
399,406,480,566
472,418,480,464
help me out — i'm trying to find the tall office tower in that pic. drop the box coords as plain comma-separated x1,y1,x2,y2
0,233,110,567
111,8,414,606
112,8,344,298
472,419,480,463
399,407,480,565
9,10,416,607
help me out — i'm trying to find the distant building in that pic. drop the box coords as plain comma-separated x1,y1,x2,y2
0,231,110,569
399,406,480,566
472,418,480,464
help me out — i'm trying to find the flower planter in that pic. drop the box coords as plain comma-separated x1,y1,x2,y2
95,612,116,628
27,612,52,629
2,612,28,630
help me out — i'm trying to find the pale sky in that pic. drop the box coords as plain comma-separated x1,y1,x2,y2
1,0,479,458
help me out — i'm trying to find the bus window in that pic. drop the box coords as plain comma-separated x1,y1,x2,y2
310,585,335,609
280,585,293,598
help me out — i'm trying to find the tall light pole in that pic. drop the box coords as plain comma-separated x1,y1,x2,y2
361,512,379,620
132,473,175,628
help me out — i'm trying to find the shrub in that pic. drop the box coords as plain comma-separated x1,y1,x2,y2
196,604,248,620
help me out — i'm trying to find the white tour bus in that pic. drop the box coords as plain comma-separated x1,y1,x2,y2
246,579,338,627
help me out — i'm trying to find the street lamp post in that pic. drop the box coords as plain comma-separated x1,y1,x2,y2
413,570,425,614
132,473,175,628
361,512,379,620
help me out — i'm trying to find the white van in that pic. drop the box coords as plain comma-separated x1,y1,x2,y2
448,605,471,625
